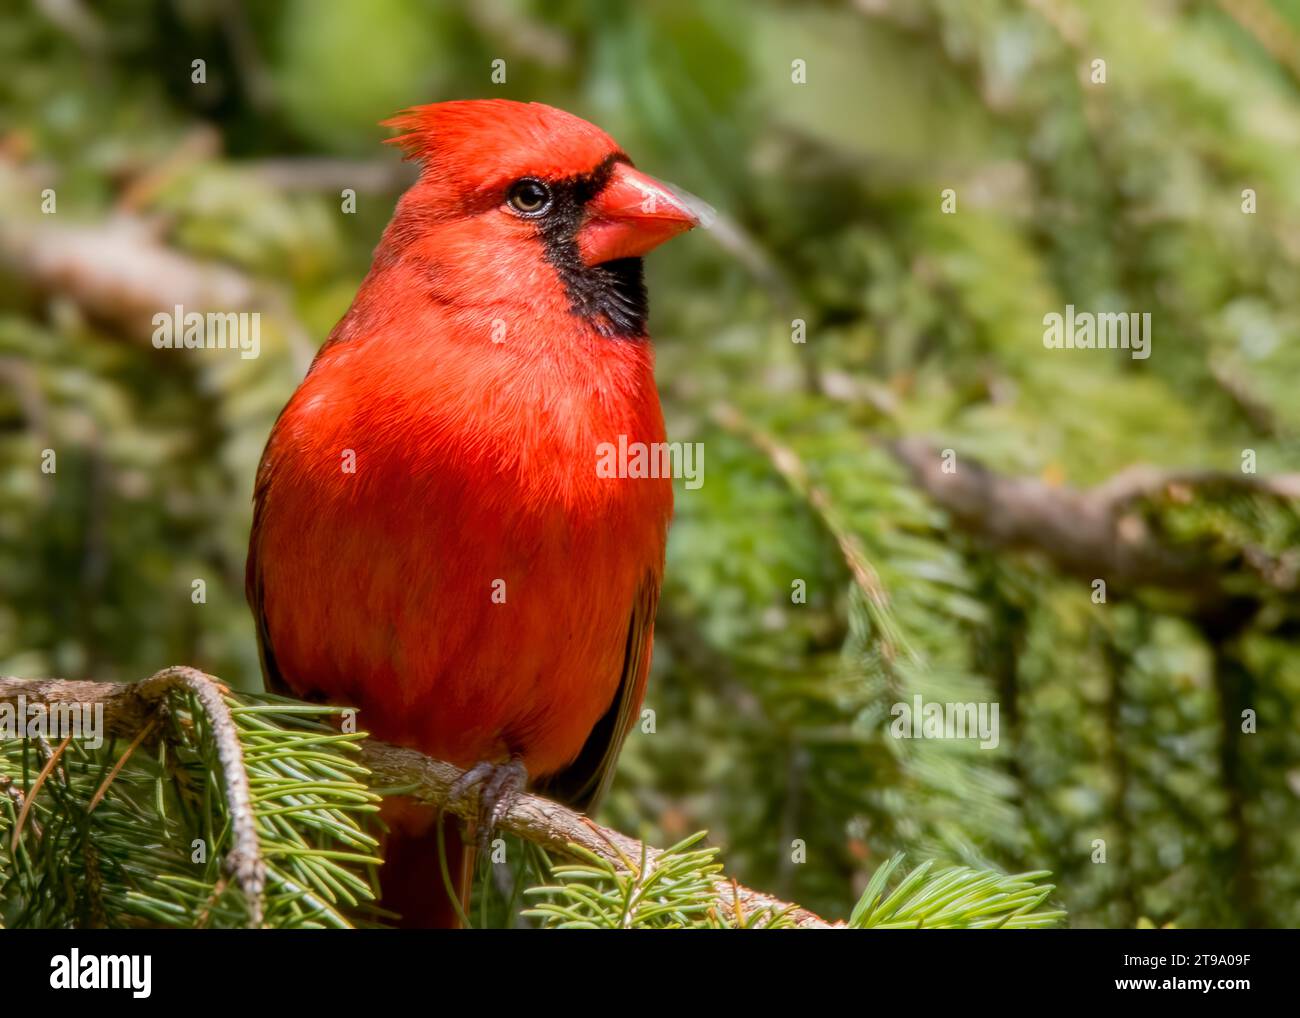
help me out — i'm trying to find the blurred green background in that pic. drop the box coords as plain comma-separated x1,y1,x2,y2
1,0,1299,928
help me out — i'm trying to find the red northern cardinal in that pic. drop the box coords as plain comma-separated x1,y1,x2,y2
246,100,698,926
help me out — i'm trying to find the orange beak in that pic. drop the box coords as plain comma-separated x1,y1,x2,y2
578,162,702,265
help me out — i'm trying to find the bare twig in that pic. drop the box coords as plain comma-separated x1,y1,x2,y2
0,215,257,341
1215,0,1300,90
1092,464,1300,507
886,437,1300,608
0,211,320,373
34,0,108,51
1209,358,1281,438
248,157,416,194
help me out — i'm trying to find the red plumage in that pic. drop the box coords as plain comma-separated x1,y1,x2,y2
246,100,696,926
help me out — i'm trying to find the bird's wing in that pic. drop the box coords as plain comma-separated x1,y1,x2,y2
536,573,659,814
245,445,295,699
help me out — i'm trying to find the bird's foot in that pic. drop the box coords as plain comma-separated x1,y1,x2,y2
448,755,528,852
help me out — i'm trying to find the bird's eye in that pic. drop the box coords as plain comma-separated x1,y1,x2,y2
506,178,552,216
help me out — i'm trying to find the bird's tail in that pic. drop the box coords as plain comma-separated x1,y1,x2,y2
377,797,475,928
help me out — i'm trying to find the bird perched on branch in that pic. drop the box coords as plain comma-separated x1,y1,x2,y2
245,99,699,926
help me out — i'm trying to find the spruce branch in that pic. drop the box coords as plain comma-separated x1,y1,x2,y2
1,672,838,928
136,667,266,925
1,672,380,928
848,853,1066,929
1,672,1067,931
523,833,799,929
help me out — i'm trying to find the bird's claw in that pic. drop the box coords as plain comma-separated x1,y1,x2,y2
448,755,527,853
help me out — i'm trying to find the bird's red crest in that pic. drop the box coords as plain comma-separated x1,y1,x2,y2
383,99,627,199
